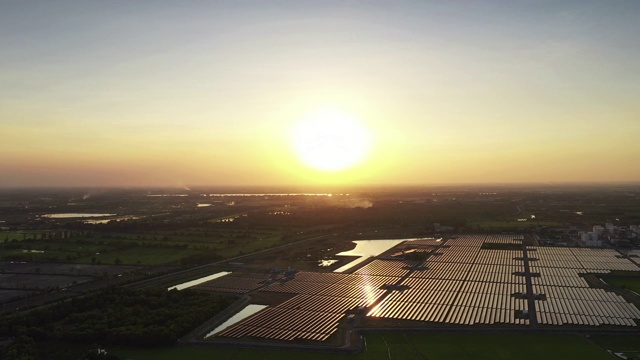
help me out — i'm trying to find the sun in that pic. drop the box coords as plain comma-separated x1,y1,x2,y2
290,108,372,172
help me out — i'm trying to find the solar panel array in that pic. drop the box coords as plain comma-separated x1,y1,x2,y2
217,308,344,341
484,234,524,244
353,259,416,277
318,282,387,299
259,271,348,294
212,235,640,343
368,235,530,325
572,248,640,272
531,247,639,272
410,239,446,246
368,300,452,322
333,273,399,288
530,247,640,326
218,269,397,341
430,246,480,264
536,295,640,326
476,249,524,266
368,236,640,327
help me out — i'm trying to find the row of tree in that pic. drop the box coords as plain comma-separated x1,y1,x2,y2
1,286,233,350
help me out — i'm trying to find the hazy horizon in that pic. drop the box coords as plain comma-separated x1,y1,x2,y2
1,181,639,193
2,1,639,187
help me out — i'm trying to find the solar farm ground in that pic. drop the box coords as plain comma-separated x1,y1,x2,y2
113,333,621,360
600,274,640,294
189,234,640,347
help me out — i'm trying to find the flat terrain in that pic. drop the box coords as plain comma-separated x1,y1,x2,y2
2,186,640,358
590,334,640,360
113,333,614,360
602,274,640,294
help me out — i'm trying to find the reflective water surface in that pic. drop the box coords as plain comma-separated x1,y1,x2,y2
333,238,427,273
205,304,268,338
167,271,231,291
42,213,116,218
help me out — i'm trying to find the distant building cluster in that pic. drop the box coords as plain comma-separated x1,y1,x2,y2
579,231,601,247
433,223,455,232
578,222,640,247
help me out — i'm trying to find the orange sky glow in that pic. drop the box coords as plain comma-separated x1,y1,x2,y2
1,1,639,187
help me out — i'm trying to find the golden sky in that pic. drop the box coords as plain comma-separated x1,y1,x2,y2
1,1,639,187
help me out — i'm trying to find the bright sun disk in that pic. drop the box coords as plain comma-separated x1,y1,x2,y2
290,109,372,172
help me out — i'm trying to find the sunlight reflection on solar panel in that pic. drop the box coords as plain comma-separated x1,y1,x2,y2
217,234,640,342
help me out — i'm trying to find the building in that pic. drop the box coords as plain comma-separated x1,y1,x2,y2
579,231,601,247
606,222,616,235
593,225,605,235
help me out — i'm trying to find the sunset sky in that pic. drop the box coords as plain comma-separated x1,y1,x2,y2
1,1,639,187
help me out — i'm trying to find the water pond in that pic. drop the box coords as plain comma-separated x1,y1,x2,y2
42,213,116,218
167,271,231,291
333,238,429,273
205,304,268,338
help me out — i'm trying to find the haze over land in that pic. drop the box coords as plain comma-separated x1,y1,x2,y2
1,1,639,187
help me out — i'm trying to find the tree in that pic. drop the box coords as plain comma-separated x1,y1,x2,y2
3,335,39,360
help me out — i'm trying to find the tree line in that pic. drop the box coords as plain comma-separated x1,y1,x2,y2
0,286,233,359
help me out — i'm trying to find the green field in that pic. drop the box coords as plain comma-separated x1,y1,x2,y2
114,347,360,360
406,333,611,360
75,247,203,265
113,333,613,360
590,334,640,360
602,275,640,294
0,227,297,265
469,220,565,230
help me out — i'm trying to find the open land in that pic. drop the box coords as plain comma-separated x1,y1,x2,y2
1,185,640,359
113,333,632,360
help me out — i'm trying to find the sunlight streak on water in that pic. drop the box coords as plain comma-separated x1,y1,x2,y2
205,304,268,338
333,238,428,273
42,213,116,218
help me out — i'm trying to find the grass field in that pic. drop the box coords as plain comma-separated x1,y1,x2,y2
406,333,611,360
113,333,614,360
591,334,640,360
114,347,361,360
602,275,640,294
0,227,294,265
75,247,203,265
469,220,566,230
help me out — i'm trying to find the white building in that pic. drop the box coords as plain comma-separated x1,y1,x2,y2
580,231,601,247
593,225,605,235
605,222,616,235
